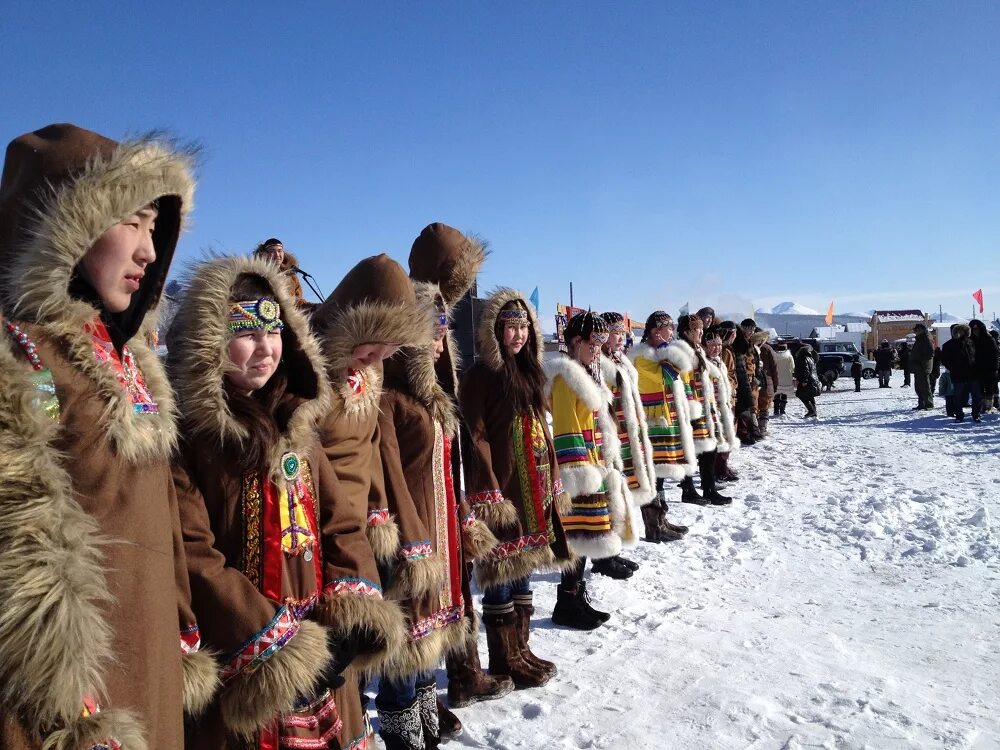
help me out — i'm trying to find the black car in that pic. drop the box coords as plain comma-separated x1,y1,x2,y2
817,354,846,380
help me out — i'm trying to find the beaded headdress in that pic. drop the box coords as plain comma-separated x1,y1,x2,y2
498,308,529,324
600,311,628,335
650,311,673,328
228,298,285,334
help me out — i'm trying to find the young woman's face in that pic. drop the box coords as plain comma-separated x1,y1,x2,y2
705,338,722,358
574,335,601,366
432,330,447,362
503,321,529,356
79,206,158,313
684,325,704,346
649,323,673,346
605,330,624,354
724,329,737,345
227,329,283,393
350,343,400,370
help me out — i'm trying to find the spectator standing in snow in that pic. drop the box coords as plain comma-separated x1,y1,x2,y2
874,340,894,388
794,345,821,418
969,319,999,414
753,330,778,439
732,319,757,445
772,342,796,416
940,324,980,422
851,355,863,392
909,323,935,410
898,342,911,387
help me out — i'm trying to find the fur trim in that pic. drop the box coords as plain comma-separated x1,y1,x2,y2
663,341,696,373
366,516,401,565
386,554,446,601
468,495,520,530
8,136,196,326
601,356,656,505
382,616,472,680
554,491,573,517
433,233,487,306
316,299,434,379
0,334,116,730
181,649,220,717
476,287,545,372
557,464,605,499
707,357,739,454
627,341,669,367
41,710,147,750
461,518,500,561
167,255,332,482
543,356,607,412
567,531,622,560
654,463,690,480
474,544,578,590
314,594,406,676
670,340,717,455
219,619,328,739
333,363,382,420
666,363,699,477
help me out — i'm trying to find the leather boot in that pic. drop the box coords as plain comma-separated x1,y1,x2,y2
445,635,514,708
657,494,689,534
436,698,461,741
773,399,780,417
415,678,441,750
590,556,633,579
641,503,662,542
512,593,557,679
758,415,769,438
377,695,425,750
715,452,740,483
699,452,732,506
483,610,551,688
551,583,605,630
680,475,706,505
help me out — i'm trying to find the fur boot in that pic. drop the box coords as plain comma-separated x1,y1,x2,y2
445,636,514,708
512,593,557,678
483,610,551,688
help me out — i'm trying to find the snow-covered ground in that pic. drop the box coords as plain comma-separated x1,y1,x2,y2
386,371,1000,749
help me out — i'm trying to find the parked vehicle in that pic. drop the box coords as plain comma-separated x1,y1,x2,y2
819,352,877,379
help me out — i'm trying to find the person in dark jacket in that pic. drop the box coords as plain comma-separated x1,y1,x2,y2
874,341,894,387
898,342,911,387
794,345,821,418
969,319,999,414
850,355,862,392
940,324,980,422
732,319,756,444
909,323,935,410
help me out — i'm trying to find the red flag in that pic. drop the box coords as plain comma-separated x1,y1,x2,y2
973,288,984,314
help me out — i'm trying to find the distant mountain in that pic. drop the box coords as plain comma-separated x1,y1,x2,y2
758,301,821,316
841,311,873,319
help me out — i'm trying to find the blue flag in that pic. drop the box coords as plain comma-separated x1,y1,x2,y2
529,286,540,313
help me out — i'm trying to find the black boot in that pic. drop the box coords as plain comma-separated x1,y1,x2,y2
590,556,634,580
680,475,706,505
699,452,732,506
552,584,604,630
415,678,442,749
577,579,611,623
614,554,639,571
378,696,425,750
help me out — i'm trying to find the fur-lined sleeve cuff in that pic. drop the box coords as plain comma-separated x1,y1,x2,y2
315,583,406,674
218,613,329,739
557,463,604,499
461,513,499,561
180,625,219,717
466,489,520,530
44,708,147,750
688,399,704,420
366,508,401,564
386,548,446,601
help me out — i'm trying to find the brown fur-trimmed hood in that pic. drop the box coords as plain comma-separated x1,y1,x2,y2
166,255,332,480
477,287,544,373
408,223,487,308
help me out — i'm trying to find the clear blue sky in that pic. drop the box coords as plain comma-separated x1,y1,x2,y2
3,1,998,324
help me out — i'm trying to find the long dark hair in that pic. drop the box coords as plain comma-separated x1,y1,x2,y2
495,300,547,414
223,274,293,472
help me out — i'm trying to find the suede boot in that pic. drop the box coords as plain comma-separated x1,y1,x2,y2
657,494,689,534
436,698,461,741
758,415,769,439
378,696,425,750
552,584,605,630
445,635,514,708
483,609,551,688
512,593,558,679
698,452,732,506
590,556,634,579
577,579,611,623
641,503,662,542
415,678,441,750
680,475,706,505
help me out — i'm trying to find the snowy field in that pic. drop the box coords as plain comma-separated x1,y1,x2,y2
380,371,1000,749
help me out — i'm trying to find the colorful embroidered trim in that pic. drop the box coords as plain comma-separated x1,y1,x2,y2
485,532,550,560
180,624,201,655
88,319,158,414
590,330,610,345
400,541,433,561
220,606,298,683
324,576,383,598
467,489,505,506
367,507,391,526
498,308,529,322
553,478,564,496
5,320,42,369
408,604,464,641
461,512,477,529
229,297,284,333
279,689,342,748
6,320,61,421
240,472,264,589
286,592,319,622
346,367,367,396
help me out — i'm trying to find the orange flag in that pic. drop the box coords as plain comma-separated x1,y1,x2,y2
825,302,834,325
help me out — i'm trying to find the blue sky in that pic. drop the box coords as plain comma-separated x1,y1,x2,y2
3,1,998,324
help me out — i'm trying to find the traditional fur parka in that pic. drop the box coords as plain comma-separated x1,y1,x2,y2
460,288,574,589
545,354,632,559
667,339,718,455
600,352,657,507
0,124,211,750
169,256,363,749
311,254,426,749
628,341,699,480
705,352,740,453
376,230,497,678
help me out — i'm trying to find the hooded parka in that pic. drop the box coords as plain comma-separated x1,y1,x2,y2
0,124,211,749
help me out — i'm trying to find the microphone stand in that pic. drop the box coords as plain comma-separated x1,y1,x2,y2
295,269,326,303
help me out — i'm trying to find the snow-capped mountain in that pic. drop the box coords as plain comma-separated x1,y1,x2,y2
756,301,820,315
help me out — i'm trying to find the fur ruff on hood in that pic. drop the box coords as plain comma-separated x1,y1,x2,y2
477,286,545,373
601,354,657,506
670,339,717,453
166,255,331,481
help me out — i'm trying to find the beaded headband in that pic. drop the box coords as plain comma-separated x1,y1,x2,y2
653,314,673,328
436,313,449,330
609,322,628,334
590,330,610,345
499,309,529,324
228,298,285,333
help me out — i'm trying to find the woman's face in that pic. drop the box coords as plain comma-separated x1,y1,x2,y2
432,330,447,362
705,338,722,358
605,330,624,354
684,325,704,346
649,323,673,346
574,335,600,366
227,329,283,393
503,321,529,356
